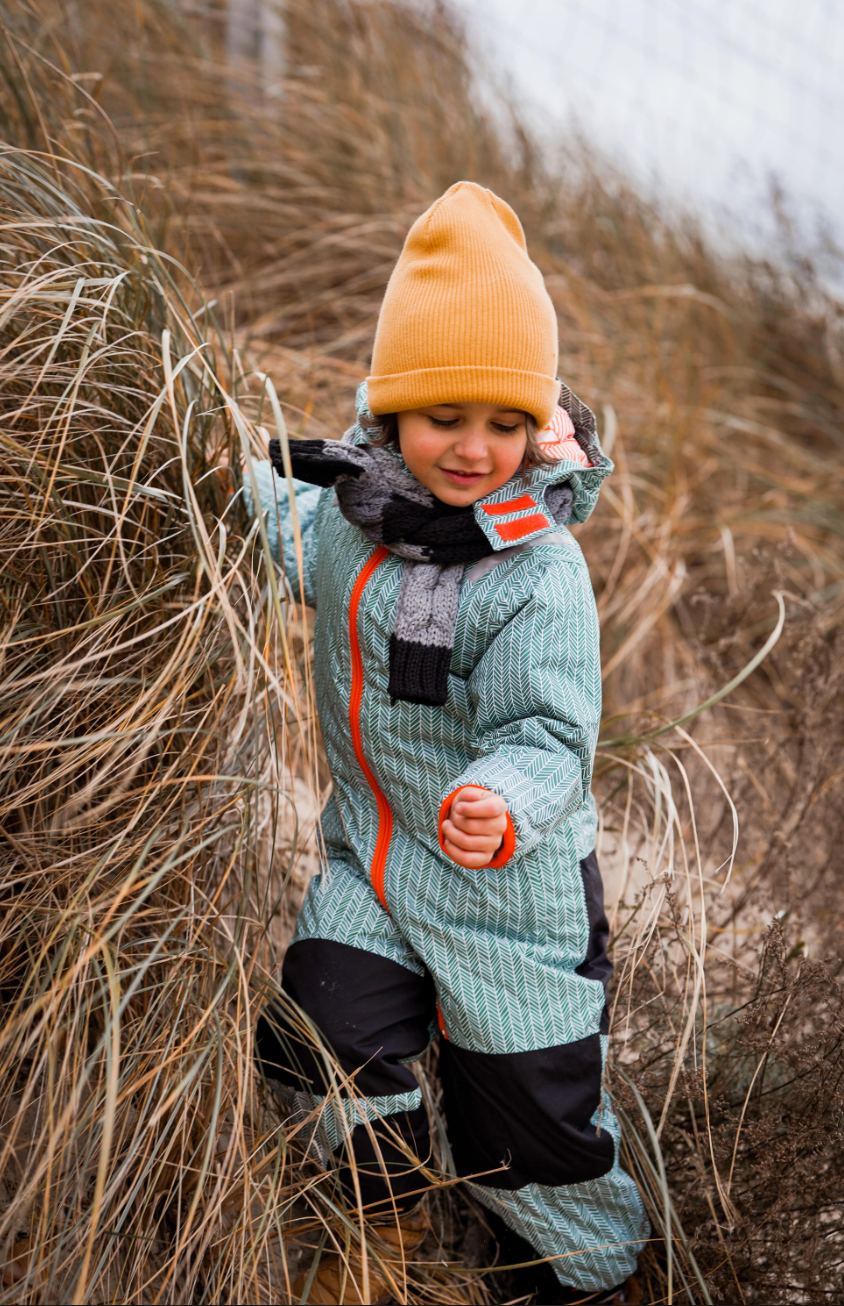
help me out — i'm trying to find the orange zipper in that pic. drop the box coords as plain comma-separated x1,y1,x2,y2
348,545,393,911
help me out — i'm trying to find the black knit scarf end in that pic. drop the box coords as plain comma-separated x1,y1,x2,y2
388,636,451,707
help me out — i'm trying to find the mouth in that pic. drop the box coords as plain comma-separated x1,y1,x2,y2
439,467,486,487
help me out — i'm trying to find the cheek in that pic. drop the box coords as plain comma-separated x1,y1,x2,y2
495,436,528,479
399,429,448,475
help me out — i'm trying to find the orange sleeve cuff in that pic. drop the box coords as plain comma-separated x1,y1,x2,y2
438,786,517,868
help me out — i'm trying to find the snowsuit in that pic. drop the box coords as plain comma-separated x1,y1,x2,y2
252,385,647,1292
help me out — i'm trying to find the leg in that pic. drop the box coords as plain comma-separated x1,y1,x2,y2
433,852,648,1293
256,937,436,1216
440,1032,644,1291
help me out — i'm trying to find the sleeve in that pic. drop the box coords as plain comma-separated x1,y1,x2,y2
441,560,601,865
243,460,323,606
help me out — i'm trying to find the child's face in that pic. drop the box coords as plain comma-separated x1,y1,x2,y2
397,403,528,506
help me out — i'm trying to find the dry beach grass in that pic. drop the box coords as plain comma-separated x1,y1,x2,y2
0,1,843,1301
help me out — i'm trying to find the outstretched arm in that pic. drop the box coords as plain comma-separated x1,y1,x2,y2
243,460,323,606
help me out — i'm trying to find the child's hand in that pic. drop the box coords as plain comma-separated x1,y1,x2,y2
440,786,508,868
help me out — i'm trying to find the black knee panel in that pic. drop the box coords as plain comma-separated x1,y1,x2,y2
440,1031,614,1190
256,939,435,1099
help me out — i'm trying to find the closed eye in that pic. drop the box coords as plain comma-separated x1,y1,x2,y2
429,416,460,429
491,422,522,434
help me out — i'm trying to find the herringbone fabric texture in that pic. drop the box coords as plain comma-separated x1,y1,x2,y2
248,385,647,1289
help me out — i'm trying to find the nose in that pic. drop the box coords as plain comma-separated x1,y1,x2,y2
453,422,488,462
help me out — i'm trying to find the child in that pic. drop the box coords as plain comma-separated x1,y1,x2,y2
252,182,647,1304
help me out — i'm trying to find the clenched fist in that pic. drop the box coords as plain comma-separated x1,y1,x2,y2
440,786,509,869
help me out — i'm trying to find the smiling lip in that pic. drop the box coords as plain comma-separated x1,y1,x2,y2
440,468,485,486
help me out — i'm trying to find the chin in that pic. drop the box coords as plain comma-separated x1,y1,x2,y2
434,485,480,506
434,476,489,503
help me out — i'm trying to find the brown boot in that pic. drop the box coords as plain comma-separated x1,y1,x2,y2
291,1208,429,1305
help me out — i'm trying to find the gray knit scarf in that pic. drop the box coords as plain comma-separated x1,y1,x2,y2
269,430,574,707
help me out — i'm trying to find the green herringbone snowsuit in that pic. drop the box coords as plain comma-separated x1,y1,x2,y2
252,384,647,1292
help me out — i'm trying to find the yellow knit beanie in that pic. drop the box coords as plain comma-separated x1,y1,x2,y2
367,181,559,428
